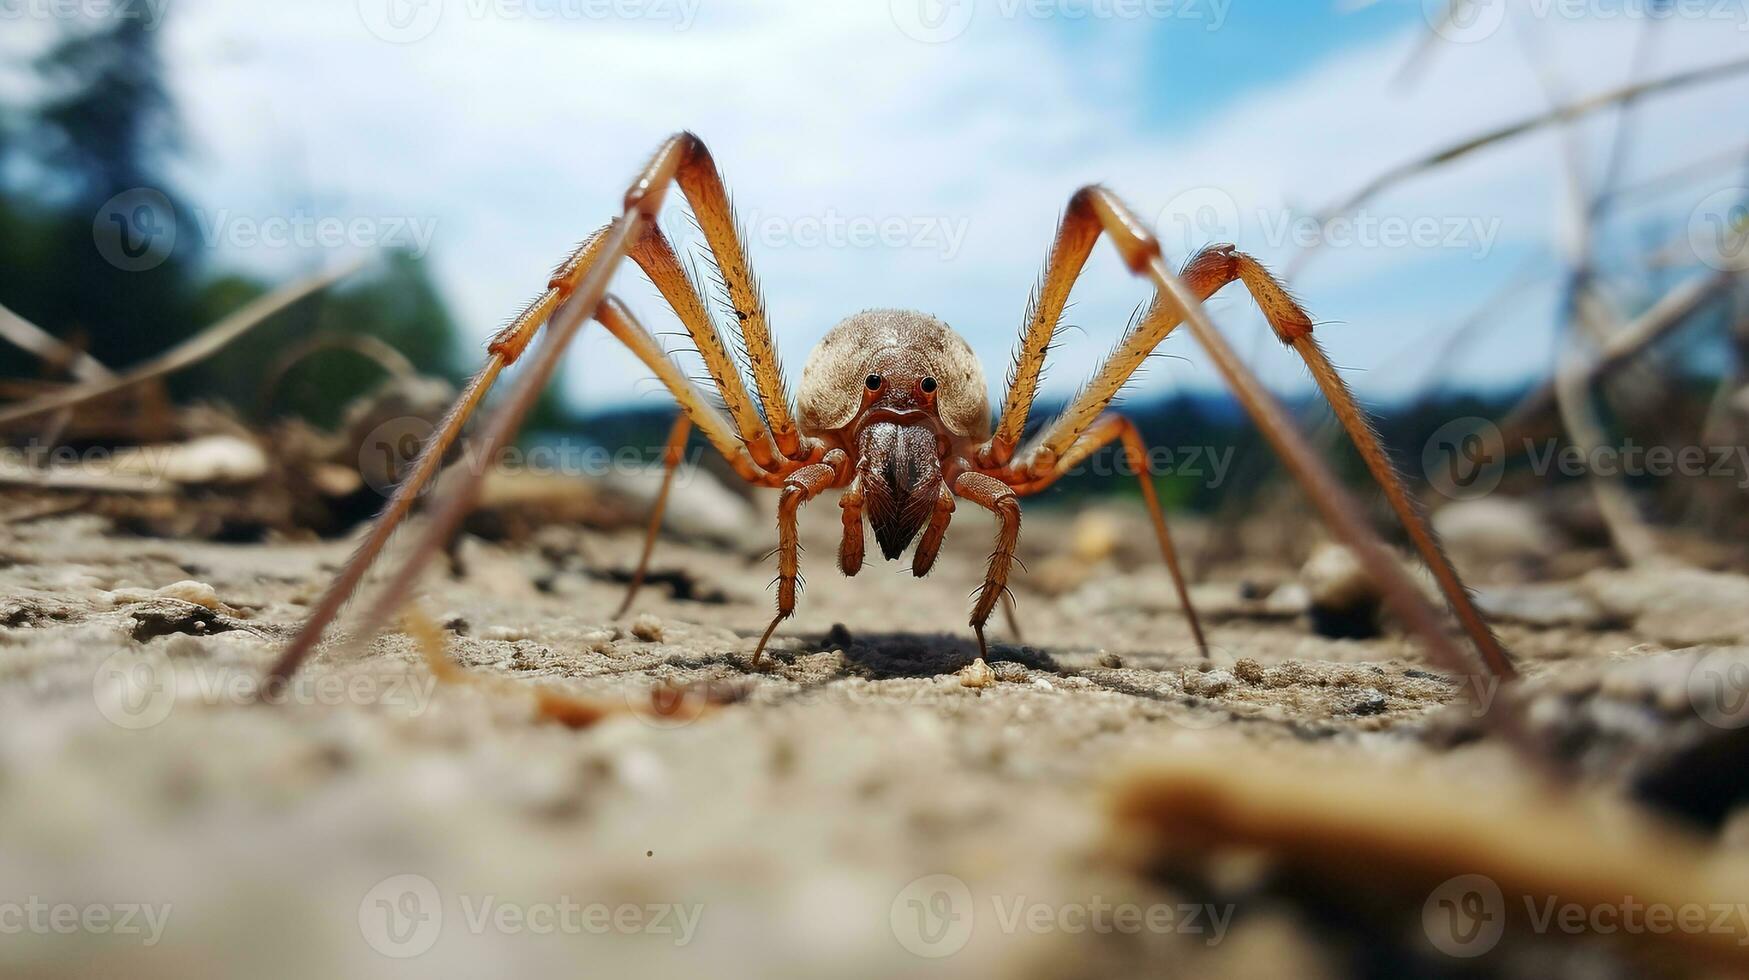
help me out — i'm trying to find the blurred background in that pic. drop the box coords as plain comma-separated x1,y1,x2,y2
2,0,1744,535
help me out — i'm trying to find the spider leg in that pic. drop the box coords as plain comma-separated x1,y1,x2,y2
754,451,852,664
263,133,809,686
910,483,956,577
982,185,1511,688
838,480,866,576
263,223,625,686
629,226,788,469
1002,414,1208,657
661,136,814,462
1019,240,1509,679
614,412,692,619
951,471,1022,660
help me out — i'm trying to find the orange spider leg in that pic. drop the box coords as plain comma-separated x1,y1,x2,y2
265,133,832,686
948,471,1023,659
1003,413,1208,656
754,450,853,664
614,412,692,619
983,185,1510,687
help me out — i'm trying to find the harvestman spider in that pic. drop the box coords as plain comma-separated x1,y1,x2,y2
265,133,1516,688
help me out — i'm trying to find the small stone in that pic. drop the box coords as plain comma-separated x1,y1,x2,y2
1184,667,1236,697
1301,544,1381,640
1233,658,1265,685
579,630,616,654
630,614,665,643
156,581,222,610
1346,688,1389,716
992,661,1029,683
958,658,996,689
1096,652,1124,669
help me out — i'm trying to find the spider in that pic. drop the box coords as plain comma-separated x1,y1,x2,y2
265,133,1516,687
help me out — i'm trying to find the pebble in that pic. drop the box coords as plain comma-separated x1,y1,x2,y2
630,614,665,643
1233,658,1265,685
110,580,224,612
958,658,996,689
1183,668,1236,697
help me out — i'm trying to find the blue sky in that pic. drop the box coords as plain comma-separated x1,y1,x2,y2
16,0,1745,415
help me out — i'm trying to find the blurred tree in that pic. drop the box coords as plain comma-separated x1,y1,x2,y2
3,15,195,376
0,10,472,437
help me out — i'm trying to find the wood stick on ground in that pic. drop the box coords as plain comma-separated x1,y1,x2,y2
0,262,364,427
1111,751,1749,971
0,303,114,382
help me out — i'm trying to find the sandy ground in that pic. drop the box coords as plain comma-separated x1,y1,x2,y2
1,491,1747,979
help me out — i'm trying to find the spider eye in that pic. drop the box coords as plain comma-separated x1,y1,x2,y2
920,377,937,394
866,374,882,391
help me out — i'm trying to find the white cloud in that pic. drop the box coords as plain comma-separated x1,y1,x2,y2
150,0,1748,415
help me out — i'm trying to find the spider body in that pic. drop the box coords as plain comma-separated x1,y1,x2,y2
795,310,988,562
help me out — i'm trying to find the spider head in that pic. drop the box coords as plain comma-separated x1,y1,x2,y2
857,419,944,561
